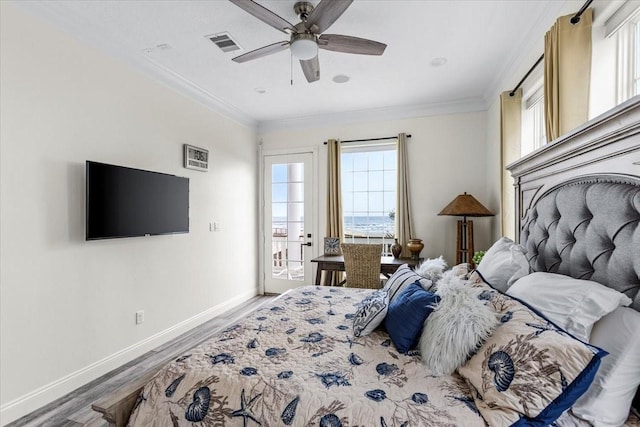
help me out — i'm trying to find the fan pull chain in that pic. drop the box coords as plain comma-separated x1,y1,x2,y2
290,52,293,86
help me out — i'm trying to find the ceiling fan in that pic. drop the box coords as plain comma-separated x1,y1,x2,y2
229,0,387,83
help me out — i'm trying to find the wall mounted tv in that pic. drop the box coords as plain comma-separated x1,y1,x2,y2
86,161,189,240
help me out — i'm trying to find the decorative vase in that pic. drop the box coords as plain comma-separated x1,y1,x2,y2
407,238,424,260
390,238,403,258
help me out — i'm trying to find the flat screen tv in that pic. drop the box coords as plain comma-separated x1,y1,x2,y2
86,161,189,240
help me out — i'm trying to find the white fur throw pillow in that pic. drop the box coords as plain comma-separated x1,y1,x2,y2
419,275,500,375
429,264,471,293
414,256,448,287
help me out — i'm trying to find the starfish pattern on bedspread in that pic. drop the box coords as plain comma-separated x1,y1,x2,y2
126,286,486,426
231,389,262,427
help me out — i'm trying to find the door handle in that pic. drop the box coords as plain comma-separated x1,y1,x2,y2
301,242,312,247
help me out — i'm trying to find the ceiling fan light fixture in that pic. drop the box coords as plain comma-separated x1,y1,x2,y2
290,34,318,60
229,0,386,82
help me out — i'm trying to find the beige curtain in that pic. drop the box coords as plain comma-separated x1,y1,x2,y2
500,89,522,240
544,9,592,142
326,139,343,285
396,133,413,258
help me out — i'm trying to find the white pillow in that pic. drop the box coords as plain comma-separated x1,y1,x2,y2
352,289,389,337
419,274,499,375
572,307,640,427
476,237,529,292
507,272,633,342
384,264,431,302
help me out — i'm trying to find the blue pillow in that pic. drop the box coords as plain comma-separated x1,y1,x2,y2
384,281,440,354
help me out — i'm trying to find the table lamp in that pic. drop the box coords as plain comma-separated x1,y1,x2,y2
438,192,494,265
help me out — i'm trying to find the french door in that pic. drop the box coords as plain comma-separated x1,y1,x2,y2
263,152,315,294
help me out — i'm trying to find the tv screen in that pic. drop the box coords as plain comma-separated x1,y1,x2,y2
86,161,189,240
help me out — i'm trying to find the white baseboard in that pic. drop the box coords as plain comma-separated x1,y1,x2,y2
0,289,258,426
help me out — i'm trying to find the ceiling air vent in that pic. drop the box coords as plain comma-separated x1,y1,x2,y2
207,32,241,53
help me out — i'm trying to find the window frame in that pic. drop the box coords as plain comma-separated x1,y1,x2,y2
340,141,397,253
520,61,546,157
616,10,640,103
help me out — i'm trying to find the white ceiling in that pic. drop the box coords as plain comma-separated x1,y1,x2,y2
14,0,585,131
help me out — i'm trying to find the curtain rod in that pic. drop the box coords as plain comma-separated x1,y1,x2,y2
508,0,593,97
323,134,411,145
571,0,593,24
509,55,544,97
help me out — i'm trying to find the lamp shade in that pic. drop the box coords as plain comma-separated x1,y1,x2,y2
438,192,494,217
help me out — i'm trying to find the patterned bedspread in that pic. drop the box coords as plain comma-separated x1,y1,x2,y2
128,285,485,426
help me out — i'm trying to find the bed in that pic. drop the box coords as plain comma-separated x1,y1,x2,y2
93,97,640,426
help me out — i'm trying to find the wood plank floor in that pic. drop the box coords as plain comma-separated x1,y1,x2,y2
6,295,275,427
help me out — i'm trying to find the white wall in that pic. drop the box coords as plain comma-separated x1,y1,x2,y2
0,3,259,424
260,111,491,265
484,101,502,240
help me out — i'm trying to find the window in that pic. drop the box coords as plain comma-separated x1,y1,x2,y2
521,86,546,156
341,143,396,254
636,23,640,95
616,10,640,102
520,61,546,157
270,161,305,281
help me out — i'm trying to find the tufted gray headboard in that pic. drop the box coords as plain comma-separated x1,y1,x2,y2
520,176,640,310
507,97,640,311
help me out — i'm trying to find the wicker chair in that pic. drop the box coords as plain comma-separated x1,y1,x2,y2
340,243,383,289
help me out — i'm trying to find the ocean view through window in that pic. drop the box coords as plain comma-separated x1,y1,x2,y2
271,162,304,281
341,143,396,254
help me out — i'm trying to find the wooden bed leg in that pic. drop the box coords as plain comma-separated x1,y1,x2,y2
91,370,158,427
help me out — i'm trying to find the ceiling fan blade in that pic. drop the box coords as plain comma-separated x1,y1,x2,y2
305,0,354,34
232,41,290,63
300,56,320,83
229,0,296,34
318,34,386,55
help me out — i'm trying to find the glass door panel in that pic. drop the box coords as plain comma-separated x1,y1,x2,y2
264,153,313,293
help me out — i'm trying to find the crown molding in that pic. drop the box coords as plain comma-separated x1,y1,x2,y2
11,1,498,136
10,1,258,131
482,0,569,105
256,97,489,133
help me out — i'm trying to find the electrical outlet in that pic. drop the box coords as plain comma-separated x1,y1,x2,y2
136,310,144,325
